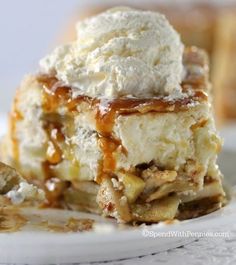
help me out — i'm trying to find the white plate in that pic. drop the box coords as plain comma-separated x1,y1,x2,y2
0,114,235,264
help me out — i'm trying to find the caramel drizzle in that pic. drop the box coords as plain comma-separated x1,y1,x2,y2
38,217,94,233
95,101,122,181
43,121,64,165
38,75,94,113
41,121,70,206
10,91,23,167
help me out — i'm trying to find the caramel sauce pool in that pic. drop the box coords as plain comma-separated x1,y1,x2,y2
0,203,94,233
0,207,27,233
38,217,94,233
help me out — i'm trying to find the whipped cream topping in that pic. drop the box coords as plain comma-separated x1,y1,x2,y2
40,7,184,99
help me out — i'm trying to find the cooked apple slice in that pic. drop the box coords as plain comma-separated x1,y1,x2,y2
132,195,180,222
118,172,145,204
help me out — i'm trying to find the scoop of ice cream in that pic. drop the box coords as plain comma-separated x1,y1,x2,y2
40,7,184,99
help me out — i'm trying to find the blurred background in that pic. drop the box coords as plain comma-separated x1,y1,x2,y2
1,0,236,126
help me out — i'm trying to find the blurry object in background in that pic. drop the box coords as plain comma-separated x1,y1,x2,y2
58,3,236,125
152,4,217,57
212,12,236,121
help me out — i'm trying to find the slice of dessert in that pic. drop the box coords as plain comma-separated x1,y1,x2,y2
2,7,225,223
